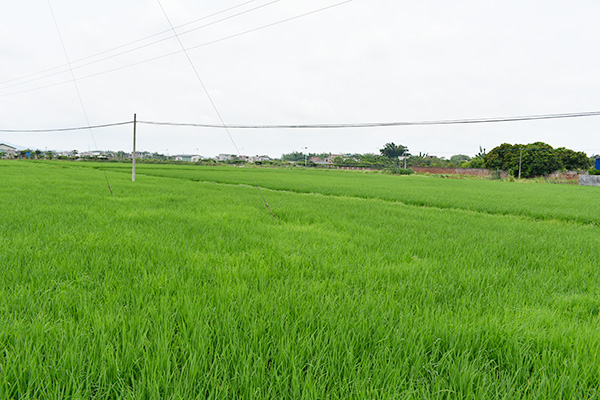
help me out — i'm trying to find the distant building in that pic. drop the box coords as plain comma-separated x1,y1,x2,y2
326,154,343,164
216,154,236,161
248,155,272,163
0,143,16,158
310,156,328,165
173,154,202,162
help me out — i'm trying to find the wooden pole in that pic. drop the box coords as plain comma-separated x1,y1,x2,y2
132,113,137,182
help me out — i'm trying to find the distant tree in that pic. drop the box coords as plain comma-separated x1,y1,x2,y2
484,142,566,178
332,156,344,164
450,154,470,165
463,157,485,168
407,154,435,167
151,152,168,161
484,143,518,171
354,153,387,168
380,142,409,159
430,158,449,168
518,142,560,178
462,147,486,168
555,148,591,170
281,151,305,162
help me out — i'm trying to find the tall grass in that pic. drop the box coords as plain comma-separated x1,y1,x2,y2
1,161,600,398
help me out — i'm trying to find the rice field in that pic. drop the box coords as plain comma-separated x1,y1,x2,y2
1,160,600,399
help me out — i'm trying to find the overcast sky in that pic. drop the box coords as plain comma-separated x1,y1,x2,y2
1,0,599,158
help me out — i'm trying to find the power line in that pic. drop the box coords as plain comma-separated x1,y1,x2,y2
0,0,280,92
156,0,279,224
0,0,263,88
0,121,132,133
0,0,355,99
2,110,600,133
138,110,600,129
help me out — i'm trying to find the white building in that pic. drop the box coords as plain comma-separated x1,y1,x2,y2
0,143,16,158
248,155,272,163
216,154,236,161
173,154,202,162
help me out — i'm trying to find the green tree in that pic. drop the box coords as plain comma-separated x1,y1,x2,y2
485,142,562,178
357,153,387,168
332,156,344,165
281,151,305,162
555,148,591,170
484,143,518,171
450,154,470,166
463,157,485,168
380,142,409,159
518,142,559,178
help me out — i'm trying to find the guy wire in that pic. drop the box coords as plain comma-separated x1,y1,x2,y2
156,0,278,224
47,0,113,195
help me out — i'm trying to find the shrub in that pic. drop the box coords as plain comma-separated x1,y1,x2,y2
386,167,414,175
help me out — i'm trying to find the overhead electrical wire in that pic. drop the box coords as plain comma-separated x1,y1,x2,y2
156,0,280,224
0,0,262,87
0,120,132,133
47,0,113,195
0,0,281,91
138,110,600,129
0,0,355,99
3,110,600,133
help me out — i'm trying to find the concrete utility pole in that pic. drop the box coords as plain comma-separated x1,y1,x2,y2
518,147,523,179
398,155,408,169
132,113,137,182
302,146,308,168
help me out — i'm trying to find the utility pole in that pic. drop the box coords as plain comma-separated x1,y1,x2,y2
132,113,137,182
398,155,407,169
302,146,308,168
518,147,523,179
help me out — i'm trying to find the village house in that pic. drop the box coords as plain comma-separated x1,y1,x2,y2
172,154,202,162
248,155,272,163
216,154,236,161
0,143,17,158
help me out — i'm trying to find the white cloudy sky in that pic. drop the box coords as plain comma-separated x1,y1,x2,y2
1,0,599,158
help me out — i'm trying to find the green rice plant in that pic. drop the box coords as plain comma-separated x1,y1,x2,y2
1,161,600,398
69,161,600,225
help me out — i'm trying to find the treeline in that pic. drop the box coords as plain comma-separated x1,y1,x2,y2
281,141,597,178
281,151,329,162
472,142,593,178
